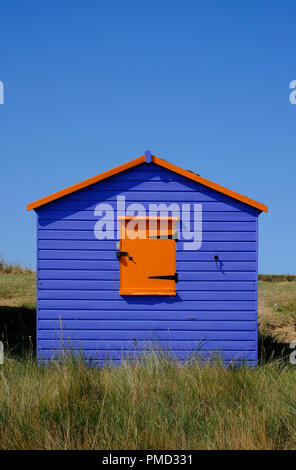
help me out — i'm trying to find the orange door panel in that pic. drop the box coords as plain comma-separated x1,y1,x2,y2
118,218,177,295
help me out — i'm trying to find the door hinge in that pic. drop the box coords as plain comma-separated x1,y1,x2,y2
116,251,128,259
148,272,178,282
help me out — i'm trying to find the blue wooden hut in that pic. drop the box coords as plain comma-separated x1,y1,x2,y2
27,151,268,366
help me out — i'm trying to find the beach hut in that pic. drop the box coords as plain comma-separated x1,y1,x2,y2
27,151,268,366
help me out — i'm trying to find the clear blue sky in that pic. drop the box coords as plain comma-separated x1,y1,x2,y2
0,0,295,273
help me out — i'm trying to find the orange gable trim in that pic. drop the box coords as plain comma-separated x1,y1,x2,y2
27,154,268,213
152,156,268,213
27,155,145,211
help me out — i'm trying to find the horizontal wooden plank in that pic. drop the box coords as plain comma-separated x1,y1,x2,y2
39,250,117,260
38,310,257,321
38,280,256,291
38,212,256,223
106,170,197,181
38,290,257,301
36,199,252,212
39,319,255,331
38,240,257,252
76,173,207,186
99,172,195,182
37,340,256,354
38,259,256,271
47,180,219,193
39,220,256,231
37,349,257,362
38,232,256,242
38,270,257,281
176,252,256,261
89,164,188,176
36,191,246,206
38,300,257,311
39,230,258,242
38,333,256,344
38,250,257,262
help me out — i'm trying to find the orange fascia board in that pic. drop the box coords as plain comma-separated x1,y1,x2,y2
27,155,146,211
27,153,268,213
152,156,268,213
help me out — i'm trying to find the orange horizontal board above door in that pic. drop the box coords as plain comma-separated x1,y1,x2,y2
120,289,176,296
117,216,179,220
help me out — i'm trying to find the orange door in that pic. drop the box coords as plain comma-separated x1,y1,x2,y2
118,218,177,295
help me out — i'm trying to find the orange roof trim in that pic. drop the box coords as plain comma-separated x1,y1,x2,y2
27,154,268,213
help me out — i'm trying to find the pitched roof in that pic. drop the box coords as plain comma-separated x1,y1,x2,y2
27,154,268,212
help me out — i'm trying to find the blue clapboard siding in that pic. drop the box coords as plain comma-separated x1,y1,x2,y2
38,260,256,271
39,220,256,230
38,349,257,363
38,233,256,242
38,291,257,301
37,252,256,264
39,202,240,212
38,310,257,321
39,280,255,290
38,241,256,251
38,319,255,330
39,270,257,281
39,309,256,327
39,212,256,224
38,300,257,310
36,162,259,365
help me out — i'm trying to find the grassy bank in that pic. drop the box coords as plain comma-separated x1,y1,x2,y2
0,354,296,450
259,274,296,282
259,280,296,343
0,266,296,449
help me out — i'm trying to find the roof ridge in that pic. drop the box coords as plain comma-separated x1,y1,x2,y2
27,153,268,213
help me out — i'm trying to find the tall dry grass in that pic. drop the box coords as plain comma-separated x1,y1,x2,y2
0,353,296,450
0,257,34,275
